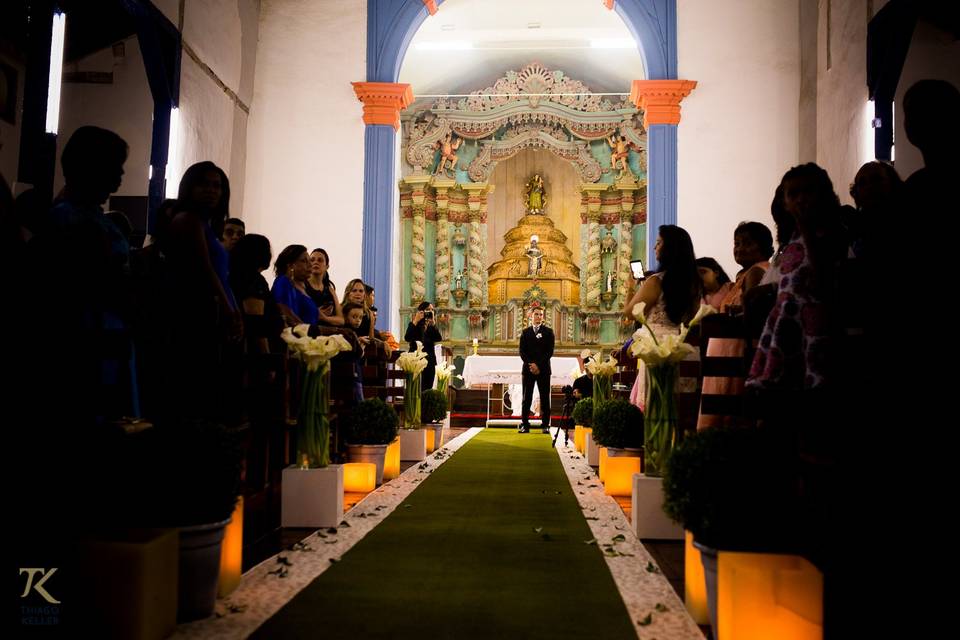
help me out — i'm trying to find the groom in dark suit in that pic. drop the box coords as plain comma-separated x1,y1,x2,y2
519,307,555,434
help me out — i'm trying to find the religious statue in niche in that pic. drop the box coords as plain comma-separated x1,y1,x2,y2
601,229,617,254
435,132,462,176
607,130,632,178
525,235,544,277
605,271,616,293
525,174,546,214
454,269,466,291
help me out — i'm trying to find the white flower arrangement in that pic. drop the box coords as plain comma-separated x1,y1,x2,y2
281,324,353,371
434,360,462,383
396,341,429,378
628,302,716,366
584,351,618,377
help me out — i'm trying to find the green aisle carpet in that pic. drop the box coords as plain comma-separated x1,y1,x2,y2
252,429,637,639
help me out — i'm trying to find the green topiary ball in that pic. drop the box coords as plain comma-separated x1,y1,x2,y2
572,397,594,427
591,398,643,449
348,398,399,445
420,389,448,424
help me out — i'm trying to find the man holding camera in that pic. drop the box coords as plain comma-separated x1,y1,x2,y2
405,301,443,390
519,307,555,434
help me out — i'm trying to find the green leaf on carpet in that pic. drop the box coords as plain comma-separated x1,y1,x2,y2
645,561,661,574
611,534,626,542
637,613,653,626
584,539,597,545
326,527,337,534
533,526,543,533
655,603,668,612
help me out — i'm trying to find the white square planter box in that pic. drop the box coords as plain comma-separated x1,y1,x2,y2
585,432,600,466
631,473,683,540
399,428,427,461
281,465,343,528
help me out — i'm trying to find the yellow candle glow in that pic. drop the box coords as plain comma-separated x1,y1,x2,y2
718,552,823,640
599,447,608,481
218,496,244,597
603,456,640,497
343,462,376,493
383,437,401,480
684,531,710,624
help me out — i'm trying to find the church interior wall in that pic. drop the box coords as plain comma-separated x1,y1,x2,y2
54,36,154,199
893,16,960,181
813,0,877,209
178,0,259,217
242,0,367,291
676,0,800,279
487,148,584,269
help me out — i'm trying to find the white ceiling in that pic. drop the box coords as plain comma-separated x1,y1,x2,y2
398,0,646,98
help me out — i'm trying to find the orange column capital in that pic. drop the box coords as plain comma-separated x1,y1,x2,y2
352,82,414,131
422,0,438,15
629,79,698,127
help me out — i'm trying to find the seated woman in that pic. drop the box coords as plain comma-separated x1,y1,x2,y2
720,221,774,312
341,278,393,360
230,234,284,356
271,244,318,326
696,257,733,309
306,247,344,327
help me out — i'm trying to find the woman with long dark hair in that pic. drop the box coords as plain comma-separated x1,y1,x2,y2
306,247,344,326
622,224,702,408
159,161,242,421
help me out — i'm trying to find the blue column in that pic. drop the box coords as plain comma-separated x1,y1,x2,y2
645,124,677,270
361,124,398,330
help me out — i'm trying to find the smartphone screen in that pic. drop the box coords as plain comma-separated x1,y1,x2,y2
630,259,645,280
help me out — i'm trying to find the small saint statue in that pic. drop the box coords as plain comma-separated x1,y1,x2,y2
524,174,546,214
454,269,466,290
605,271,615,292
607,131,631,178
435,132,462,176
525,235,544,277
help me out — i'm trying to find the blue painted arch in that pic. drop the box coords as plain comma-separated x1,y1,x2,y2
362,0,679,322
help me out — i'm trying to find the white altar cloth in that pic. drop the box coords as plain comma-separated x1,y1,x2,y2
461,355,580,388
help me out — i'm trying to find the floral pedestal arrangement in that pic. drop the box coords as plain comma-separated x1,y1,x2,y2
629,302,714,477
279,326,352,527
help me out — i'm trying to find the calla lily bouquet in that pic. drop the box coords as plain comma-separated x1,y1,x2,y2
281,324,353,371
585,351,618,377
397,342,429,427
396,341,429,377
628,302,715,477
280,325,353,469
628,302,715,365
434,360,462,395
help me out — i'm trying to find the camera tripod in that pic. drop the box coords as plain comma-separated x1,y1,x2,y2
551,393,576,448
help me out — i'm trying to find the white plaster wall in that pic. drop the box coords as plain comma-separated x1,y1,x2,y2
813,0,875,207
178,54,236,181
55,36,154,198
677,0,800,278
184,0,242,94
894,17,960,181
242,0,366,293
176,0,259,215
0,53,25,185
